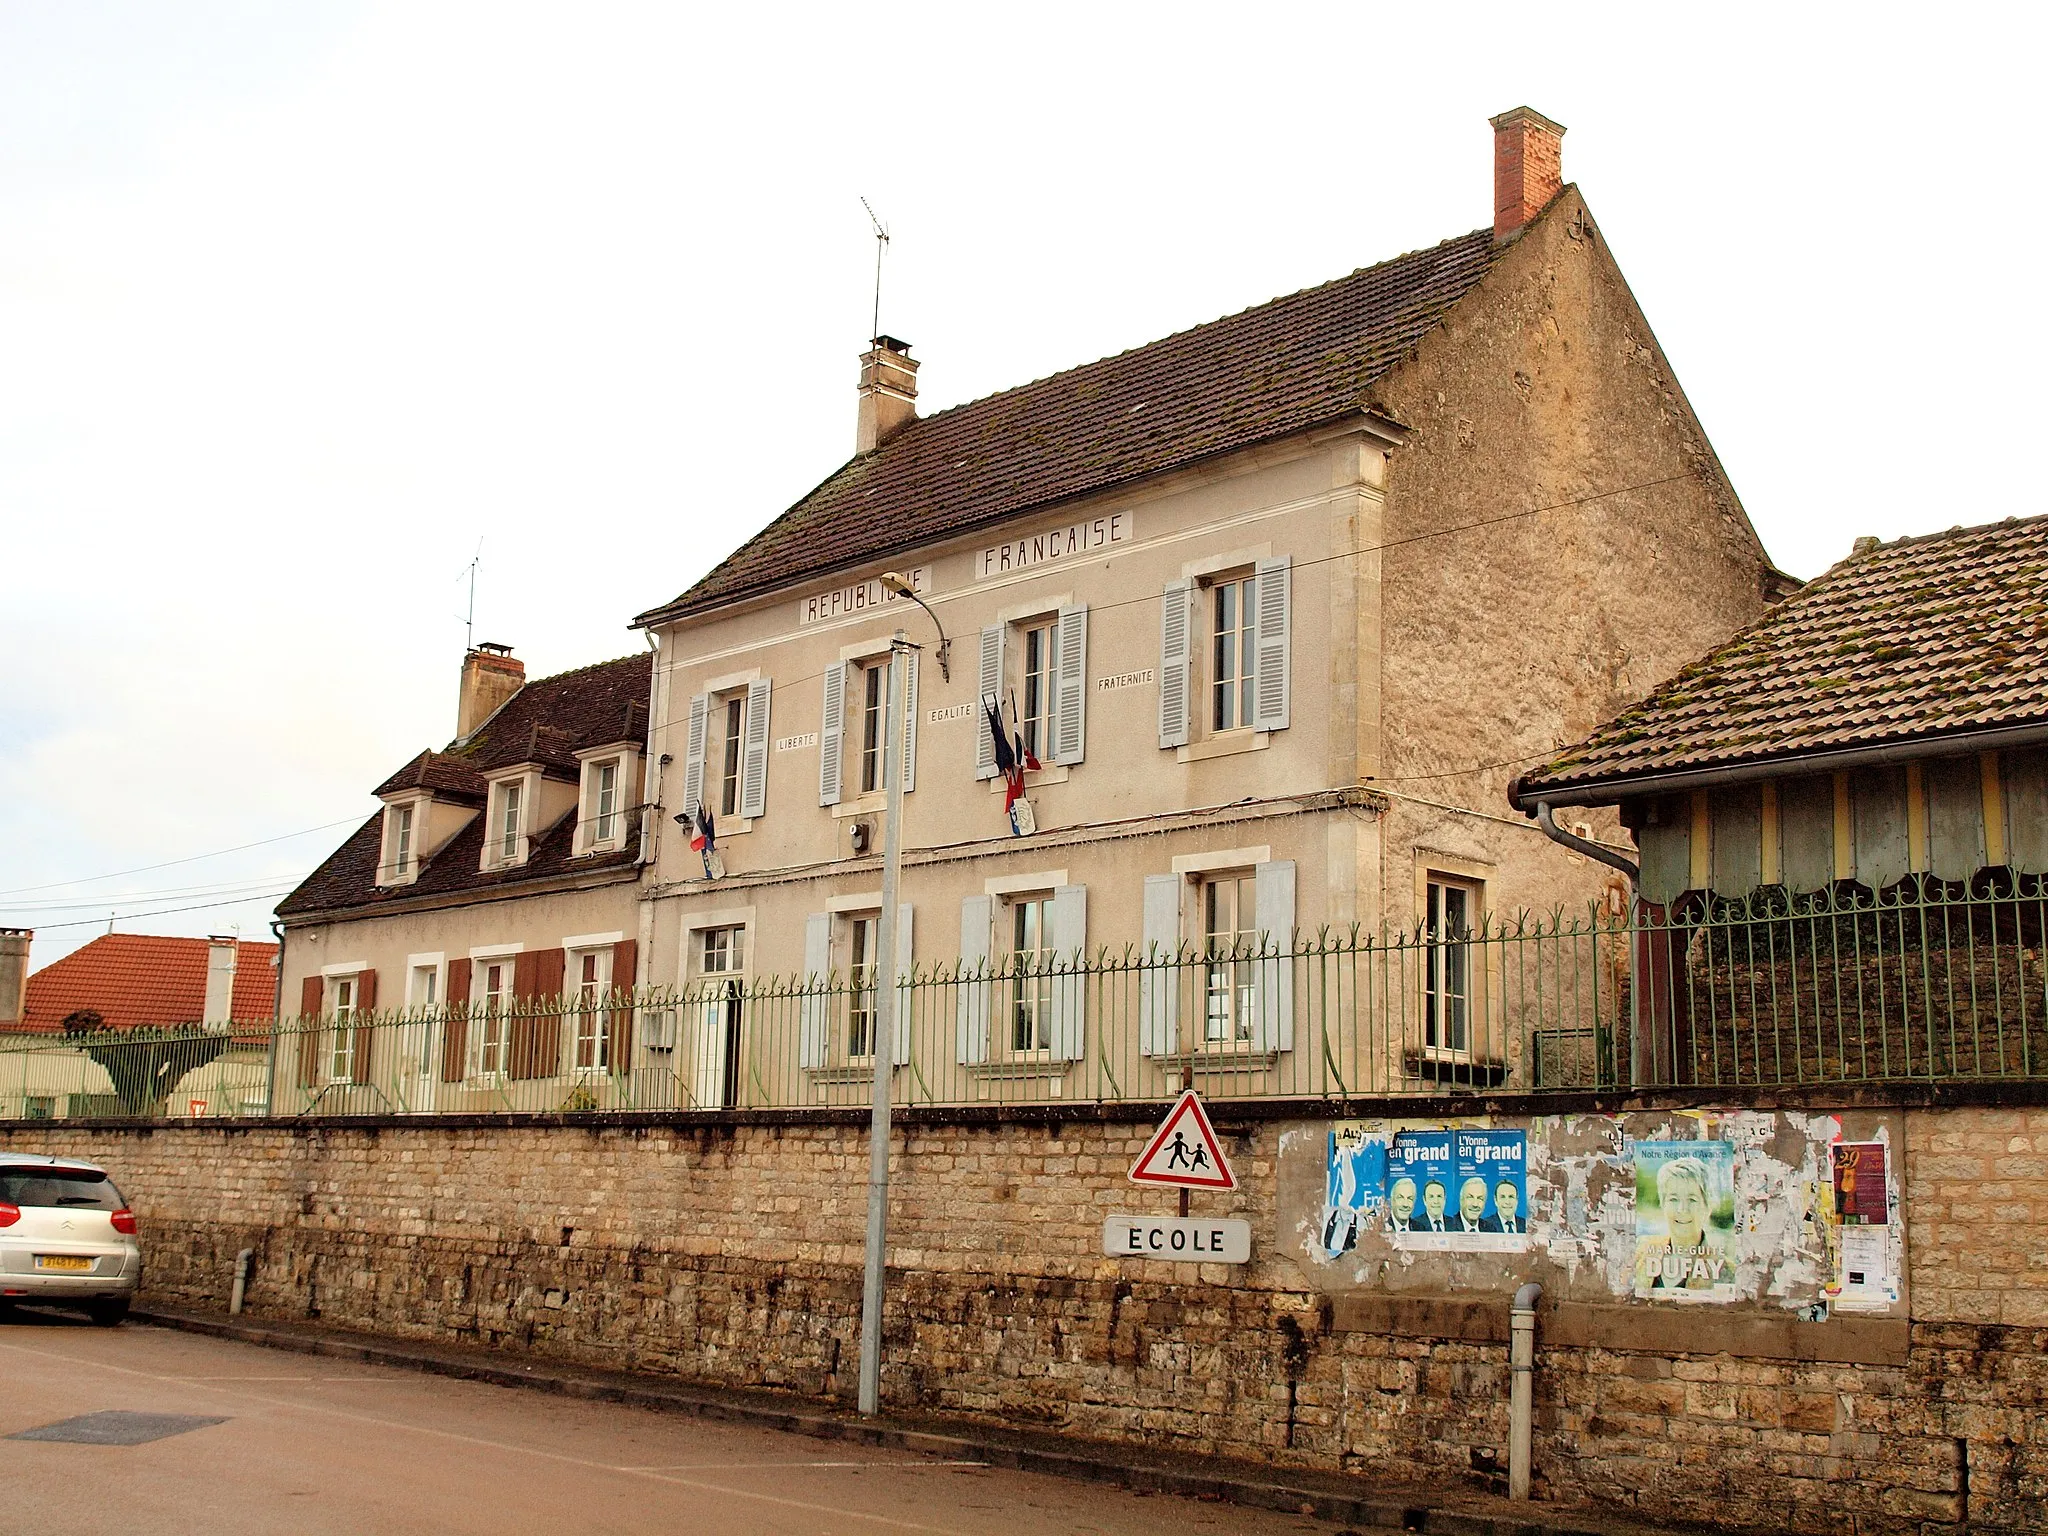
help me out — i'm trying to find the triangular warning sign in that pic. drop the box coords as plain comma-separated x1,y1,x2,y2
1129,1089,1236,1190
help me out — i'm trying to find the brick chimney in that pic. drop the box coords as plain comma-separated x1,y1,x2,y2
203,935,238,1024
0,928,28,1030
458,642,525,739
856,335,918,454
1491,106,1567,242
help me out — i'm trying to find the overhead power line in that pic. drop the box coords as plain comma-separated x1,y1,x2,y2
0,816,364,899
23,890,297,934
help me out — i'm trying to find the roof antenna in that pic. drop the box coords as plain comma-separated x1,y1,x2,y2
860,196,889,342
457,538,483,651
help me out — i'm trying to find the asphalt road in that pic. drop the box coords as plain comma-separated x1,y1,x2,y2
0,1310,1340,1536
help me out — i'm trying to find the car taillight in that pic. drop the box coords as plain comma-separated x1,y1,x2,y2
109,1209,137,1235
0,1202,18,1227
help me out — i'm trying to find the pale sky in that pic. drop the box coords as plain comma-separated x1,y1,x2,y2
3,1,2041,967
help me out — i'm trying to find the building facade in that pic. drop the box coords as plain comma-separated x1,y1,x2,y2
626,108,1788,1108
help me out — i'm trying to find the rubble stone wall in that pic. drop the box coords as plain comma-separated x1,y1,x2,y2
2,1104,2041,1534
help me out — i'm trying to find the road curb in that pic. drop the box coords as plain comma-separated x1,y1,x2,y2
132,1307,1664,1536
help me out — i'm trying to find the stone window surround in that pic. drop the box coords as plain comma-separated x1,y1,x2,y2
574,742,641,857
377,795,429,888
480,767,543,872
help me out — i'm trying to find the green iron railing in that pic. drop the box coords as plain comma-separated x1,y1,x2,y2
2,879,2044,1123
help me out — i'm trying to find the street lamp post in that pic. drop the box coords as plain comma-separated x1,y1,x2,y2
856,611,919,1417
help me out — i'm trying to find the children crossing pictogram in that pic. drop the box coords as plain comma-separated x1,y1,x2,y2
1128,1089,1236,1190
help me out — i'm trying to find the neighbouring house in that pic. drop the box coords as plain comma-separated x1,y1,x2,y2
625,106,1792,1108
1510,513,2048,1085
0,931,278,1118
274,645,651,1112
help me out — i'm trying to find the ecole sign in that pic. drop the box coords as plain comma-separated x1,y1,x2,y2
1101,1215,1252,1263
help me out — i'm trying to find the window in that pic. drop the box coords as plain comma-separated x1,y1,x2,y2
1210,574,1256,733
476,961,512,1077
409,965,439,1008
496,781,523,865
326,976,357,1082
847,914,880,1057
718,696,744,816
570,950,613,1072
391,804,414,878
1008,895,1054,1052
1019,620,1058,764
857,663,886,794
1424,878,1477,1055
696,925,747,1106
594,759,620,842
1201,873,1257,1043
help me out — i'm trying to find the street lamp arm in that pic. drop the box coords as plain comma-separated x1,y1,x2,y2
878,571,950,681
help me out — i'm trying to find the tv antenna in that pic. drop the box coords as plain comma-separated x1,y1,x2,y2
457,539,483,651
860,196,889,341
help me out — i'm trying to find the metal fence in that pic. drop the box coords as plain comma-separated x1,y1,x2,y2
4,881,2045,1122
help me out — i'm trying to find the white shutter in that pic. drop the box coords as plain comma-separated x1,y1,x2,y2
1158,581,1192,749
681,693,710,820
892,902,914,1065
739,678,771,819
1053,603,1088,765
1048,883,1088,1061
1140,873,1182,1056
1253,556,1291,733
899,648,919,794
975,625,1004,780
799,911,832,1070
1253,859,1296,1053
956,894,993,1063
818,661,846,807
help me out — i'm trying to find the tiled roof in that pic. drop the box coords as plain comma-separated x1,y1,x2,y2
1513,515,2048,802
20,935,279,1033
279,652,651,918
637,227,1507,625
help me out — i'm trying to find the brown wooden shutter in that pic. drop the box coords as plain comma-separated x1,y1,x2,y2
441,959,471,1083
351,969,378,1086
532,947,566,1081
609,939,638,1070
296,976,324,1090
508,950,544,1079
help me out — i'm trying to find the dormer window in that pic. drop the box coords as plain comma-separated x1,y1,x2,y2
377,797,428,887
575,743,641,856
496,781,523,864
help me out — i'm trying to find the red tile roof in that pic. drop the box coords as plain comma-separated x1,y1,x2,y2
636,226,1507,627
19,934,280,1034
1512,514,2048,803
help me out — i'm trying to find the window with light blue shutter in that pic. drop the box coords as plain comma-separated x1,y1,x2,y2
1158,582,1192,749
1140,873,1182,1055
739,679,771,819
1054,604,1088,765
818,662,846,807
1253,556,1291,733
1252,859,1296,1052
956,894,993,1063
1048,884,1087,1060
799,912,831,1069
976,626,1003,780
681,693,710,819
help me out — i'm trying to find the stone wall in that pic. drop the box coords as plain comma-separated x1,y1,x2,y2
2,1102,2042,1534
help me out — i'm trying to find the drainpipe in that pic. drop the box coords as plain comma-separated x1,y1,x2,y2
230,1248,254,1316
1533,801,1638,881
264,919,286,1118
1509,1281,1543,1500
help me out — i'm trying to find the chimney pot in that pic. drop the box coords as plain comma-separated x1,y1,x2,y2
458,644,526,739
856,336,919,454
1490,106,1567,242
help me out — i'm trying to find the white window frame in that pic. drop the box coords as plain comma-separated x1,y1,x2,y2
844,910,882,1061
468,944,522,1081
324,973,359,1084
1003,891,1057,1055
1422,872,1483,1061
574,743,643,855
480,772,534,870
567,946,615,1075
379,797,425,886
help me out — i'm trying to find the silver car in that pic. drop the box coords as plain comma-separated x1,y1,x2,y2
0,1155,142,1325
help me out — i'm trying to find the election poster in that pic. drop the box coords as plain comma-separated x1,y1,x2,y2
1453,1129,1531,1249
1630,1139,1738,1301
1385,1129,1456,1245
1317,1123,1390,1258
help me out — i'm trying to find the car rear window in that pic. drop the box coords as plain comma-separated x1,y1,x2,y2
0,1168,126,1211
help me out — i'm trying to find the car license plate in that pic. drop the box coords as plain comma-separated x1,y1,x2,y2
34,1256,93,1273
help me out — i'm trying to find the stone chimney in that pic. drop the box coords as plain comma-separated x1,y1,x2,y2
203,936,238,1024
458,642,525,739
1491,106,1567,242
856,335,919,454
0,928,28,1030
